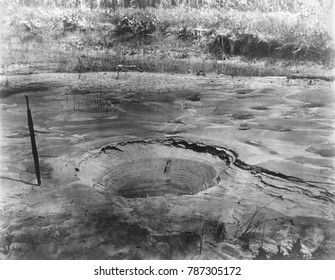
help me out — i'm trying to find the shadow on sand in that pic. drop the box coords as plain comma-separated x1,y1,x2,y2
0,176,39,186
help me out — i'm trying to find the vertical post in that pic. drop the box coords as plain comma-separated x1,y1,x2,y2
25,94,41,186
73,92,76,111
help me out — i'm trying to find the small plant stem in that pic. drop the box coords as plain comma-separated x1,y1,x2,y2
241,197,280,232
261,224,265,247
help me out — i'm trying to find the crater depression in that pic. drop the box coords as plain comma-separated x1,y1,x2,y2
76,138,235,198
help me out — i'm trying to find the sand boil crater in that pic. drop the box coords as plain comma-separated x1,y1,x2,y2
76,138,236,198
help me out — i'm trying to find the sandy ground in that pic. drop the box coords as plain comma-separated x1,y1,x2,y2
0,71,334,259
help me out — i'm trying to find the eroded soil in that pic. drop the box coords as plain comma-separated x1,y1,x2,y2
0,72,334,259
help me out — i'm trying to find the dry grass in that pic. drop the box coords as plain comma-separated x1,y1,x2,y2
0,1,333,76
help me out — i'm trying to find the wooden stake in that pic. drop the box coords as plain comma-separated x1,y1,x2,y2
73,92,76,111
25,94,41,186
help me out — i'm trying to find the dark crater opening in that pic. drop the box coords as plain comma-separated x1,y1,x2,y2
115,158,218,198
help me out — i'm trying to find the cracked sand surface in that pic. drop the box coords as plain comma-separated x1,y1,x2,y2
0,72,334,259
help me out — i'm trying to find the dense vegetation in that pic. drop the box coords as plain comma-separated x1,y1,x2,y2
1,0,334,75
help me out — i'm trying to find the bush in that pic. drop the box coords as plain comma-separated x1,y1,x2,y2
114,10,157,38
287,237,305,260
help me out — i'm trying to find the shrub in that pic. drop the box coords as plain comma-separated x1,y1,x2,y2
114,10,157,38
287,237,305,260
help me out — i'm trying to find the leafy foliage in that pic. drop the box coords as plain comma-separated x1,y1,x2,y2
114,11,157,38
1,0,333,73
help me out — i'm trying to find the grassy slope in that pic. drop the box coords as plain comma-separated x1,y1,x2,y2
0,1,334,76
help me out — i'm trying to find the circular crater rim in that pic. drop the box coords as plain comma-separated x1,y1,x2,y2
76,137,237,198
